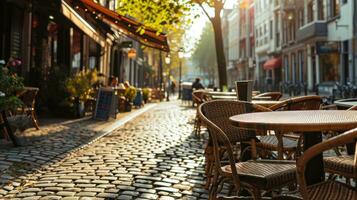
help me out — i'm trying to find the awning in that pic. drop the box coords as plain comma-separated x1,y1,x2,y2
263,58,282,70
77,0,169,52
61,0,106,47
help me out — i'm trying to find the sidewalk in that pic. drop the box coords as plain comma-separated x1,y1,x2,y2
0,103,157,198
0,101,209,199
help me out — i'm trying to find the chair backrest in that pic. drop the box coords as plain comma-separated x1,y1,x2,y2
255,92,282,101
192,89,208,105
19,87,39,108
296,128,357,199
199,100,271,145
269,95,322,111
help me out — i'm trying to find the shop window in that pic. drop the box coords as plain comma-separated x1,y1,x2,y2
321,52,340,82
71,28,82,71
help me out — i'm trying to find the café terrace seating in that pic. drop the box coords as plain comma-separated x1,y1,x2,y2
199,100,297,199
253,92,282,101
322,105,357,185
192,89,210,137
296,128,357,200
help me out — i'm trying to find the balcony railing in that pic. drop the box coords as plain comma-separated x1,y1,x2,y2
296,21,328,42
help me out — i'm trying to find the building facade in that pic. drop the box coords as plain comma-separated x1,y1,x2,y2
224,0,255,89
254,0,283,91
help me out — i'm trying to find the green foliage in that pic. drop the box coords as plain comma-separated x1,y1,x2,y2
65,70,98,103
116,0,192,33
142,88,150,101
191,22,217,83
124,86,137,102
0,67,24,111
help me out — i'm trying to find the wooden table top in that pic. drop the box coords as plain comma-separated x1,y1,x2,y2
334,99,357,108
252,96,273,100
252,100,281,107
211,95,237,100
206,91,236,96
230,110,357,132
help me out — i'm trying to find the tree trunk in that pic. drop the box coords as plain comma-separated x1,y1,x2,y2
211,11,227,89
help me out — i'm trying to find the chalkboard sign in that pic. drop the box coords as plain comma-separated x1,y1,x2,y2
93,87,117,120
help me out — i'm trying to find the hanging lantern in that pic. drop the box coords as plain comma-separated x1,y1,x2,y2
128,48,137,58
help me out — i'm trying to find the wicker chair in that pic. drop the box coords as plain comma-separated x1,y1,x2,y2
199,100,297,199
18,87,40,130
323,105,357,183
263,96,322,159
253,92,282,101
296,128,357,200
192,90,209,137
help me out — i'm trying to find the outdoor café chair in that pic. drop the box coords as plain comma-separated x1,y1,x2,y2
253,92,282,101
323,105,357,184
192,89,209,137
264,96,322,159
199,101,296,199
198,100,271,188
17,87,40,130
296,128,357,200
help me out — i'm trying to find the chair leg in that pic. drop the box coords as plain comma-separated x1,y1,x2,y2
31,110,40,130
252,188,262,200
209,170,219,200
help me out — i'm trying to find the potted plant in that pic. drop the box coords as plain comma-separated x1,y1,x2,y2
0,59,24,112
142,88,151,104
65,70,97,117
124,86,137,112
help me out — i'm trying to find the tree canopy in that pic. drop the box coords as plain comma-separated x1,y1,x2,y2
191,22,217,84
116,0,192,34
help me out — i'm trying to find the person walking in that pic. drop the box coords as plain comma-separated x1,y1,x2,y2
192,78,204,90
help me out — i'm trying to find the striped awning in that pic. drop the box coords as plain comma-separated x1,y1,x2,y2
77,0,169,52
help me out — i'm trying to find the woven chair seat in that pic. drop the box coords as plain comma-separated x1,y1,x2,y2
221,160,296,189
306,181,356,200
257,135,298,150
323,155,355,178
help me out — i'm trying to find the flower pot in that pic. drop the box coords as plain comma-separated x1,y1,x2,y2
75,100,85,118
124,101,132,112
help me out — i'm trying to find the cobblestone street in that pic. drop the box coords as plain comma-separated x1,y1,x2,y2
1,101,209,199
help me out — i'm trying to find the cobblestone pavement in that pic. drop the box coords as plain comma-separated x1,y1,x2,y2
1,101,209,199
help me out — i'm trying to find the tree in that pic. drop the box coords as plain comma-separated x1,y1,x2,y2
191,0,227,89
191,22,217,85
116,0,191,33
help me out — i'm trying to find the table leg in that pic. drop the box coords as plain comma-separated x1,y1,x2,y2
1,111,18,146
303,132,324,185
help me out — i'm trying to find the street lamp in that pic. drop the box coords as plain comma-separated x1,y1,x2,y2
165,54,171,101
178,48,184,99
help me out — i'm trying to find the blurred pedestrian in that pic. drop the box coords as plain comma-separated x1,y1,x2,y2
171,81,176,95
192,78,204,90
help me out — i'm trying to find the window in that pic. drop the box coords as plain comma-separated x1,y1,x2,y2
270,20,273,39
307,1,313,22
331,0,340,18
317,0,325,20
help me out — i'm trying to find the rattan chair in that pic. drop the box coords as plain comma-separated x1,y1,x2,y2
296,128,357,200
192,90,209,137
253,92,282,101
264,96,322,159
199,100,297,199
18,87,40,130
323,105,357,183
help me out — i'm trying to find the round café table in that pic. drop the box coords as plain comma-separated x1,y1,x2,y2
252,100,281,108
206,91,236,96
229,110,357,186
